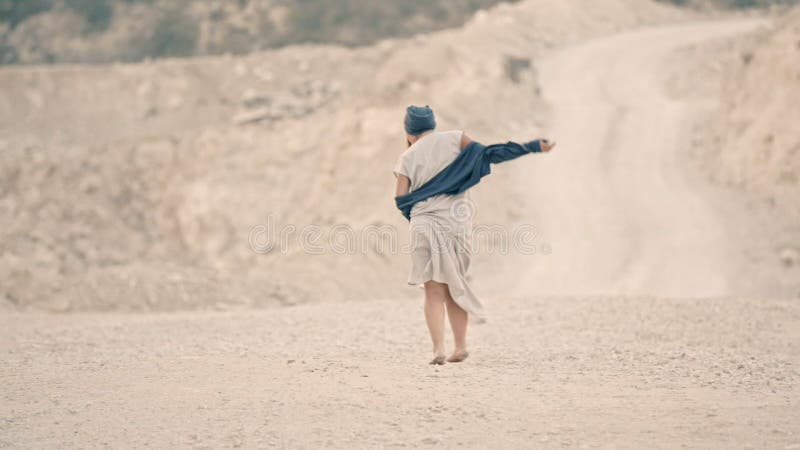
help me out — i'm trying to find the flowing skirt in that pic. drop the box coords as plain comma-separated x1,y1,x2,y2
407,210,485,323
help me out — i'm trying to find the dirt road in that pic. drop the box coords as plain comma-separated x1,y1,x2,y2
497,19,766,299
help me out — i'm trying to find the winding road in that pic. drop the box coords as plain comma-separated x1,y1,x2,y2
505,19,766,298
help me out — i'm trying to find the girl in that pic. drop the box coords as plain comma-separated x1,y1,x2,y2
393,105,555,364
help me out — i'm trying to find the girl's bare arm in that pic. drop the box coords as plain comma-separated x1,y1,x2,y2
460,132,472,151
395,175,410,197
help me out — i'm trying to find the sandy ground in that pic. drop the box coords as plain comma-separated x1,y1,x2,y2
1,296,798,448
3,17,800,449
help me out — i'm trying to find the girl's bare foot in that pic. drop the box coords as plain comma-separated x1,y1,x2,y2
429,354,446,365
447,349,469,363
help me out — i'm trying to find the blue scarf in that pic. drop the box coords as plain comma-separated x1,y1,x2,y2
395,139,543,221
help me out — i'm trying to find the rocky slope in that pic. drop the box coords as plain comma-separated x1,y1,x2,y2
709,6,800,220
671,6,800,295
0,0,690,311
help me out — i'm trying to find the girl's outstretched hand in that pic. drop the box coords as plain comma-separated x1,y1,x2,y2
540,139,556,152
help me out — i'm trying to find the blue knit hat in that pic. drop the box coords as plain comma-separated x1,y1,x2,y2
404,105,436,135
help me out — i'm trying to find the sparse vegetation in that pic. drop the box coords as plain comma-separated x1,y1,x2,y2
1,0,118,30
145,6,198,58
0,0,518,64
282,0,503,46
63,0,114,31
0,0,54,28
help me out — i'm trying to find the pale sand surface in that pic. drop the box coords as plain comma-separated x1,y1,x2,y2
1,296,798,448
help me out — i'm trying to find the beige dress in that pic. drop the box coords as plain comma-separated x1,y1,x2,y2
394,130,485,323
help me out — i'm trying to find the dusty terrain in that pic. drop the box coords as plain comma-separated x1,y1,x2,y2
2,296,798,448
0,0,692,312
1,0,800,448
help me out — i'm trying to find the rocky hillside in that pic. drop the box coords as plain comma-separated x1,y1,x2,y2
707,6,800,221
0,0,521,64
668,6,800,295
0,0,689,312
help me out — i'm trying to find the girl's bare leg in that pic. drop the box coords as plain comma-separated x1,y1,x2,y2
424,281,447,364
445,289,469,362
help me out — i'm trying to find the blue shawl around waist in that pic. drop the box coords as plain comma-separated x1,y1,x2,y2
395,139,543,221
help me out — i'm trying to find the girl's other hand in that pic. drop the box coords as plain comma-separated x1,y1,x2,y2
540,139,556,152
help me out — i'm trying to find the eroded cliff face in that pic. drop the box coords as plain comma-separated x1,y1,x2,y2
662,7,800,297
709,6,800,220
